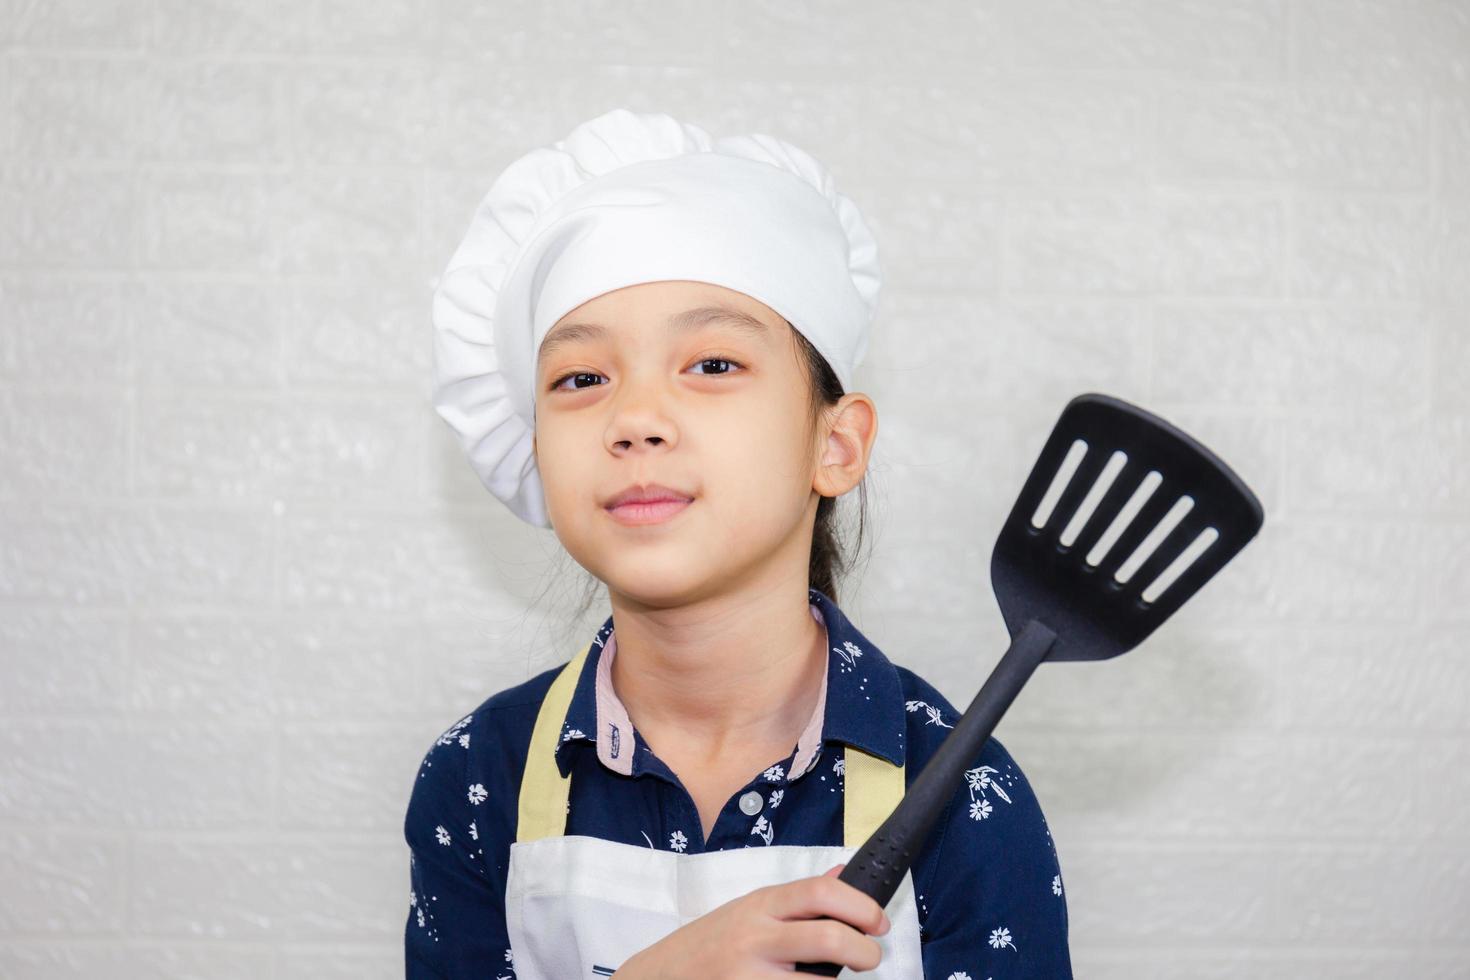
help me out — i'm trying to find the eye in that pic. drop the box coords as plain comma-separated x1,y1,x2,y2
548,357,745,392
689,356,744,376
548,370,605,392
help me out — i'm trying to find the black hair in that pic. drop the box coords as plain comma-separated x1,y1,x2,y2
789,322,871,606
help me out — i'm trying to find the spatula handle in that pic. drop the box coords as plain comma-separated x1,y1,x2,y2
794,619,1058,976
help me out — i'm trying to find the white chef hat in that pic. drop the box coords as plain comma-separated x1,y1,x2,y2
430,108,882,528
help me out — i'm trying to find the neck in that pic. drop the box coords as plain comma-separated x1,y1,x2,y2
606,575,830,762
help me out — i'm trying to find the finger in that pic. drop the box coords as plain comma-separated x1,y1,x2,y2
768,875,890,938
772,918,883,974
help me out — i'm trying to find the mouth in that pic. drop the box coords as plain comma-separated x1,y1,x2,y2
603,497,694,527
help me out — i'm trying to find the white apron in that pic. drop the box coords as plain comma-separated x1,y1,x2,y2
503,641,926,979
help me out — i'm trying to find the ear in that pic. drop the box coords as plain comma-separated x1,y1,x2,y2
812,393,878,498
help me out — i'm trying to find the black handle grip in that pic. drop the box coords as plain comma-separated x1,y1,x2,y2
793,619,1057,975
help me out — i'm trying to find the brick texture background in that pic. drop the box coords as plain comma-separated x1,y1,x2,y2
1,1,1467,977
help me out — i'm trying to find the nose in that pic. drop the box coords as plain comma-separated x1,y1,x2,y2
606,379,677,454
612,432,666,451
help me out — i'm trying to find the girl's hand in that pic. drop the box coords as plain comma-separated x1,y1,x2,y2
612,863,890,979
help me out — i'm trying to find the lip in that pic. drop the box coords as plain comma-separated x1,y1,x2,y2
603,482,694,509
604,497,693,527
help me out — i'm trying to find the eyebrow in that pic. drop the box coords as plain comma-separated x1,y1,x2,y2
537,304,772,366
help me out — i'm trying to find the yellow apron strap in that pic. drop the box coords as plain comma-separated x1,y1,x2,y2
516,643,591,843
516,639,908,849
842,744,905,848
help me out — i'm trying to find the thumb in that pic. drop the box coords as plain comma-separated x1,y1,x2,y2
823,863,846,877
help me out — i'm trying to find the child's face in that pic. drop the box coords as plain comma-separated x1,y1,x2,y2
532,279,829,605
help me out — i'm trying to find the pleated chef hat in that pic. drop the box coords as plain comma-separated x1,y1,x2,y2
430,108,882,528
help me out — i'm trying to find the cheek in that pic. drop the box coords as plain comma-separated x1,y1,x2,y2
739,405,815,473
707,423,816,514
532,425,586,497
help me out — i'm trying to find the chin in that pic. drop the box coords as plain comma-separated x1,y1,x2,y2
597,561,714,610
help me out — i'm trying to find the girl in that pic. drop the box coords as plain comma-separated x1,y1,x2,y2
406,108,1072,979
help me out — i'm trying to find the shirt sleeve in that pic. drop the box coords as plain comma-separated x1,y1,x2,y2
403,715,518,980
918,735,1073,980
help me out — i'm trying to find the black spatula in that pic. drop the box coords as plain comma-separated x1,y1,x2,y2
795,392,1265,976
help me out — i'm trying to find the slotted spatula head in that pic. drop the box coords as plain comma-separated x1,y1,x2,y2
990,393,1264,662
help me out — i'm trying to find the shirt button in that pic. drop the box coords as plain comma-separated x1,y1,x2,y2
739,790,764,815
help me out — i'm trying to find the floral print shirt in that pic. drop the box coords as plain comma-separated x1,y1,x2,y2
403,586,1073,979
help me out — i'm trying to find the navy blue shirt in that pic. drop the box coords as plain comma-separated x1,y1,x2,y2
404,587,1073,978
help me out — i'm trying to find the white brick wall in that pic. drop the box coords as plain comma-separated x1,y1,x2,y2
1,1,1465,976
